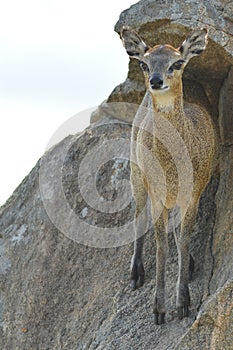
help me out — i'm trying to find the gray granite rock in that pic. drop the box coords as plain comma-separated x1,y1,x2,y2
0,1,233,349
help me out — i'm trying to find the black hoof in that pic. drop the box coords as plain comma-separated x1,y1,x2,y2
177,283,190,320
177,305,189,320
130,257,145,290
154,312,165,325
138,274,144,287
130,274,144,290
131,280,137,291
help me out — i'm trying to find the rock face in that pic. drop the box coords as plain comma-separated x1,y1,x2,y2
0,1,233,349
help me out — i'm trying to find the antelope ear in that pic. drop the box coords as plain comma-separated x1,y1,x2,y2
120,26,150,59
179,28,208,62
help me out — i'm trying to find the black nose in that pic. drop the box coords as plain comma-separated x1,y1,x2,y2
150,76,163,89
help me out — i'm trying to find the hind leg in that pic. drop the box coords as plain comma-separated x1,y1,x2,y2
170,207,195,282
173,202,199,319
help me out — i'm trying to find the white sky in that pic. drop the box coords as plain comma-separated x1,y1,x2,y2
0,0,137,205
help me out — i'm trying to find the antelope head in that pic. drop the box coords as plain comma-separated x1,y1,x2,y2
120,27,208,97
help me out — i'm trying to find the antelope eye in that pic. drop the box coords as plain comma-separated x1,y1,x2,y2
139,61,149,72
169,60,185,72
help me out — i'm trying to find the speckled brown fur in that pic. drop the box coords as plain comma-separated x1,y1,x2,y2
121,27,217,324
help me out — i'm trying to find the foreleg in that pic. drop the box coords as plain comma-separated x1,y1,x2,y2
152,206,168,325
130,168,148,290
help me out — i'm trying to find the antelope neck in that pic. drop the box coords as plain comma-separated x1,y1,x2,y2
151,85,184,120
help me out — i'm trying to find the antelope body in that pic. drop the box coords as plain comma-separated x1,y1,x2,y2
120,27,217,324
